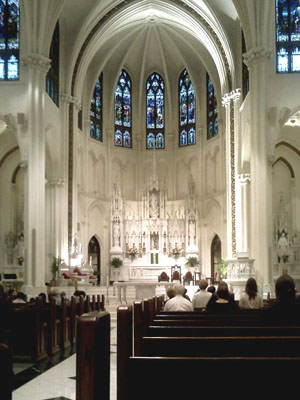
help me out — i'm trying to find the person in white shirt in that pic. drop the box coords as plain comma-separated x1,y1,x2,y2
239,277,263,309
192,279,212,308
164,284,194,312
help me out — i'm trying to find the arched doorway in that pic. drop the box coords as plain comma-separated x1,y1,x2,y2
88,236,101,285
211,235,221,279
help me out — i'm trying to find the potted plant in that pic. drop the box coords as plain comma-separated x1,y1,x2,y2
111,257,123,268
185,256,200,268
51,256,62,286
218,259,228,280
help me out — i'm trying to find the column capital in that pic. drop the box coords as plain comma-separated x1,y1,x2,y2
61,93,82,110
243,46,273,67
238,173,251,185
222,89,241,107
22,53,51,74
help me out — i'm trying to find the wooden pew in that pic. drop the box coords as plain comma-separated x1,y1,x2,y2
76,311,110,400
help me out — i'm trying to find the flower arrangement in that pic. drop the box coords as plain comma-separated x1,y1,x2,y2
127,247,138,259
169,247,182,258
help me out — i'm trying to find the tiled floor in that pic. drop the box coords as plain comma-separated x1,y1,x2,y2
12,292,120,400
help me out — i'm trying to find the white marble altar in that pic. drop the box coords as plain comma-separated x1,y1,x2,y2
113,281,174,303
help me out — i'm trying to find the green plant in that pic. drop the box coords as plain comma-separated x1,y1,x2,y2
51,256,62,279
185,256,200,268
218,259,228,279
111,257,123,268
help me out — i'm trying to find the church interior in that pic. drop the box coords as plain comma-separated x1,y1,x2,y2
1,0,300,398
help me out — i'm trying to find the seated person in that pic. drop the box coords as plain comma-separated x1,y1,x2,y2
165,287,175,302
12,292,26,304
206,281,236,312
239,277,263,309
192,279,212,308
183,288,191,302
263,274,300,323
164,284,194,312
38,292,47,304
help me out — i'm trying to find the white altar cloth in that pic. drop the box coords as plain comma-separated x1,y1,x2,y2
113,281,174,303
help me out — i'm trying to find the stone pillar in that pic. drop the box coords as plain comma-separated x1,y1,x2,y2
48,178,65,259
238,174,251,255
22,54,51,290
291,178,296,232
222,89,241,259
244,46,272,285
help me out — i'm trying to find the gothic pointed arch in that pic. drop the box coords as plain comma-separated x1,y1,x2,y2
179,69,196,147
0,0,19,81
90,72,103,141
211,234,221,279
88,236,101,285
146,72,165,149
114,69,132,148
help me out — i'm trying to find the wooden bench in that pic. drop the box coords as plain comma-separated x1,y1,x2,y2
76,311,110,400
0,343,14,400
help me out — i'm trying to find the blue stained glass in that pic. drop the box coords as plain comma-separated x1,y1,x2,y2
147,133,155,148
188,128,195,145
0,1,5,49
180,130,187,146
124,131,131,148
278,47,289,71
214,119,218,135
207,72,218,140
208,122,213,137
96,124,101,140
0,56,4,79
146,73,165,149
90,121,95,138
90,72,103,141
290,0,300,40
277,0,289,42
7,53,17,78
114,70,132,148
115,130,122,146
292,46,300,70
7,0,19,49
156,133,164,149
179,69,196,147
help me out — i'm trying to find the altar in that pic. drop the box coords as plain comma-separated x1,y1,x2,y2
113,280,174,303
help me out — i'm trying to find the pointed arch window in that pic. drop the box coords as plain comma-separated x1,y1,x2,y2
114,69,132,148
276,0,300,72
179,69,196,146
146,73,165,149
46,22,59,106
207,73,218,140
0,0,19,81
90,72,103,141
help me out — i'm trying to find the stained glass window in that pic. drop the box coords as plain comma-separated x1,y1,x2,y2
114,70,132,148
242,31,249,100
207,73,218,140
179,69,196,147
0,0,19,81
276,0,300,72
46,22,59,106
146,73,165,149
90,72,103,141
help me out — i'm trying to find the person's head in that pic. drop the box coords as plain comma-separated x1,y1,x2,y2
275,274,296,303
16,292,26,301
79,290,86,298
199,279,208,290
60,291,66,298
48,290,58,301
166,287,176,299
38,292,47,303
245,277,258,300
207,285,216,294
174,284,185,296
217,281,230,300
29,297,35,304
73,290,81,297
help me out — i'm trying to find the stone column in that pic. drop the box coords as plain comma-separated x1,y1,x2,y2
22,54,51,289
244,46,272,286
61,93,81,261
222,89,241,259
48,178,65,259
238,174,251,255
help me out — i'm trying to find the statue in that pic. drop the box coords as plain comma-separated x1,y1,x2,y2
278,231,290,263
113,222,120,247
149,192,159,218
